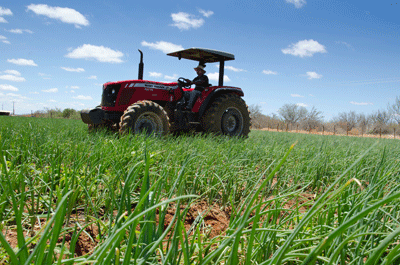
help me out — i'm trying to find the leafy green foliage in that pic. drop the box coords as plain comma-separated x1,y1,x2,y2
0,116,399,264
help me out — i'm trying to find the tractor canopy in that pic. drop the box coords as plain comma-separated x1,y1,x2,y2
167,48,235,86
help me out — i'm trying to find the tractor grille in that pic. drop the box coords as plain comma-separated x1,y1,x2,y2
101,84,121,107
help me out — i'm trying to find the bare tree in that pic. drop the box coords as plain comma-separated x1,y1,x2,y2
369,110,391,133
278,103,308,125
301,106,324,130
334,111,358,131
248,104,281,129
249,104,263,128
388,96,400,125
357,113,370,134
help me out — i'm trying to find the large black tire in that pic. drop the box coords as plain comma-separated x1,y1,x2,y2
119,101,170,135
201,94,251,137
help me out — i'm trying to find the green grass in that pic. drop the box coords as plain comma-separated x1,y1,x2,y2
0,116,399,264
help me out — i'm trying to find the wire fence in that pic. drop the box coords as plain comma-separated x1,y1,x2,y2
255,122,400,140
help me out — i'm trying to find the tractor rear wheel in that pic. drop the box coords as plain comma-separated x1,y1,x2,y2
119,101,170,135
201,94,250,137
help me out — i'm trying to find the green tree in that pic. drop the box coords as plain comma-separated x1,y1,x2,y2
62,108,76,118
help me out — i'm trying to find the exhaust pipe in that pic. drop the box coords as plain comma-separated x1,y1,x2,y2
138,49,144,80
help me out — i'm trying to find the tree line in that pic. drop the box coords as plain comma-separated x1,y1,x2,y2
31,108,81,119
250,96,400,136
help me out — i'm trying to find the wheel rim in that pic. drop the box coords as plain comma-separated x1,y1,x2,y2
221,107,243,135
134,112,162,134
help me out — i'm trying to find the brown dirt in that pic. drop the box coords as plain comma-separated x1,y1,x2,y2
162,200,231,239
1,195,320,261
2,200,231,259
2,216,99,257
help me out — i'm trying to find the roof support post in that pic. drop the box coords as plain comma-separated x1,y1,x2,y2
219,60,224,87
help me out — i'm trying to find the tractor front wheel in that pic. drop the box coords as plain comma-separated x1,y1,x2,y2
201,94,250,137
119,101,170,135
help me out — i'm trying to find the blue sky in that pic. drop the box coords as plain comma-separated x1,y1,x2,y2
0,0,399,120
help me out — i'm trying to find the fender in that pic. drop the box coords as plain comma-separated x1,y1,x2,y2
198,87,244,118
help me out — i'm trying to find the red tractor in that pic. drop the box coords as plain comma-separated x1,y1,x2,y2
80,48,251,137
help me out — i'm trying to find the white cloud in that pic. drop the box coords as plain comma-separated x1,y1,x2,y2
7,29,33,34
306,71,323,79
170,12,204,30
73,95,92,100
42,88,58,93
0,75,26,82
350,101,373,106
208,72,231,82
149,72,163,77
164,74,178,80
1,34,10,44
296,103,308,107
6,93,28,101
0,7,12,16
199,9,214,18
29,91,39,94
70,86,79,89
65,44,124,63
286,0,306,8
0,84,18,91
141,41,184,54
7,58,38,66
26,4,89,28
336,41,354,50
88,75,97,79
48,99,57,102
291,94,304,98
38,73,51,79
262,70,278,75
282,39,327,58
61,67,85,72
0,7,12,23
225,66,246,72
3,70,21,76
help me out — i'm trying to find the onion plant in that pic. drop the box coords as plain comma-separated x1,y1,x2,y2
0,117,399,264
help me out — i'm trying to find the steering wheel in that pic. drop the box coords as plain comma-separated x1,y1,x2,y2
178,77,191,88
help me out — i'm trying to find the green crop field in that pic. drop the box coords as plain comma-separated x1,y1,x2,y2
1,116,400,264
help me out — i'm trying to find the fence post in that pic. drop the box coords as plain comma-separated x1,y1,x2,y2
394,128,396,139
286,123,288,132
297,124,298,133
309,125,311,134
334,125,335,135
322,126,324,135
380,128,382,138
347,125,349,136
277,124,279,132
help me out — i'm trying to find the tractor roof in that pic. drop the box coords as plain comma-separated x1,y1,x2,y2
167,48,235,63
